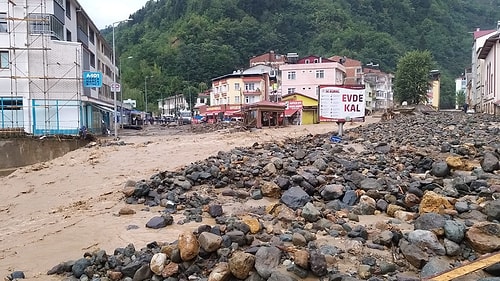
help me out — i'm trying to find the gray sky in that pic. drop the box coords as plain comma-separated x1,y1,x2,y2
79,0,149,29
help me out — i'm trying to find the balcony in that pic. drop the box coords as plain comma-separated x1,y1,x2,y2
243,89,261,96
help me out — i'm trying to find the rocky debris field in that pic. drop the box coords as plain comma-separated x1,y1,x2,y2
32,112,500,281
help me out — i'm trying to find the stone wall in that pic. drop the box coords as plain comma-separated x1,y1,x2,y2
0,138,86,176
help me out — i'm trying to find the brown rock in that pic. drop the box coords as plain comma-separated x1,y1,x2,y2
394,210,417,222
419,191,454,214
404,193,421,208
465,222,500,253
294,250,310,269
122,186,135,197
118,207,136,215
160,244,176,258
387,204,405,217
228,251,255,279
208,262,231,281
446,156,475,171
161,262,179,278
242,217,261,234
261,181,281,198
106,270,123,281
178,231,200,261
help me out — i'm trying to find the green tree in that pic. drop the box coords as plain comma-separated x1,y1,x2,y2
394,50,435,105
456,89,466,109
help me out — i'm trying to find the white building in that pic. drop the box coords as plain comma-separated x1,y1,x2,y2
0,0,125,135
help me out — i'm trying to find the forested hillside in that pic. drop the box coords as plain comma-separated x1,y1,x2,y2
107,0,500,110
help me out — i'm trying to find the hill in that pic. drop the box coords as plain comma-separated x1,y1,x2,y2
107,0,500,109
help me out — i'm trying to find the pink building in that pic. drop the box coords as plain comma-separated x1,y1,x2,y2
279,55,346,99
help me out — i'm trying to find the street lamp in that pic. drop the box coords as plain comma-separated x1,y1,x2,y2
112,18,131,139
144,75,153,122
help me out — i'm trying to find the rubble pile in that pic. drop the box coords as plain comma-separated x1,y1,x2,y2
184,121,248,134
45,112,500,281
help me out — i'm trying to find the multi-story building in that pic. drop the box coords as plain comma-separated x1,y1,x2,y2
469,27,496,112
279,55,346,100
329,56,363,85
210,65,273,108
0,0,123,135
362,66,394,110
477,31,500,115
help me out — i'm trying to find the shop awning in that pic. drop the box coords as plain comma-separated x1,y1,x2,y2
224,110,241,116
284,108,299,117
205,111,222,115
94,104,115,113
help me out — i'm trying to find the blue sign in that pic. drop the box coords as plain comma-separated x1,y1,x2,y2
83,71,103,88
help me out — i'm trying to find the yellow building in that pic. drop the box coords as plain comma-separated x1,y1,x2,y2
281,93,319,124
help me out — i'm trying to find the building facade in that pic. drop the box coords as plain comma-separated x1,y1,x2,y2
279,55,346,100
477,32,500,115
0,0,123,135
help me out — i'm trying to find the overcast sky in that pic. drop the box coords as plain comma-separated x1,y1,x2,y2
79,0,149,29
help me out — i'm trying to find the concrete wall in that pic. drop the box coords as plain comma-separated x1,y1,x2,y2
0,138,86,175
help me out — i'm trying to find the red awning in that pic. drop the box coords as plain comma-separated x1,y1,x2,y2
284,108,299,117
205,111,221,115
224,110,242,116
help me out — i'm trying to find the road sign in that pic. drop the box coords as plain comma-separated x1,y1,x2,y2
83,71,103,88
111,82,121,92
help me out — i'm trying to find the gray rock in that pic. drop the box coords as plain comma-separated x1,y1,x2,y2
484,262,500,276
309,251,327,277
477,278,500,281
71,258,90,278
420,257,451,278
342,190,358,206
400,240,429,269
173,177,192,190
301,202,321,222
254,246,281,279
408,230,446,256
209,204,223,217
443,238,461,256
359,178,382,191
483,200,500,221
198,232,222,252
281,186,311,210
481,152,500,172
444,220,466,243
145,216,171,229
414,213,446,234
9,271,25,280
313,158,328,171
132,264,153,281
455,201,470,213
431,161,450,177
321,184,344,200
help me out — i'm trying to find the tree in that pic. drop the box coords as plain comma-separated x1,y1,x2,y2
456,89,466,109
394,50,435,105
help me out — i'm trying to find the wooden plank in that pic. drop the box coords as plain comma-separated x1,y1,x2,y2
423,251,500,281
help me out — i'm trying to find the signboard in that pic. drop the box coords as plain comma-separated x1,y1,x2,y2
318,85,365,122
111,82,121,92
83,71,103,88
285,100,303,110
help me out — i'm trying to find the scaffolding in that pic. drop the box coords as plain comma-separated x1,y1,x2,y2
1,0,83,136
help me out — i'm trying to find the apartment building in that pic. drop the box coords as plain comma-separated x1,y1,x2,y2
0,0,122,135
279,55,346,100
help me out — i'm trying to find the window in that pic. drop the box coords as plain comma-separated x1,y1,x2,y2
29,14,64,40
54,0,64,7
287,88,295,94
89,28,95,44
356,68,362,73
0,98,23,110
287,71,296,80
235,96,240,104
65,0,71,18
316,70,324,79
314,59,319,63
234,83,240,91
66,29,71,41
1,51,9,68
245,83,255,91
89,52,95,68
0,13,7,32
305,59,310,64
245,96,250,103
